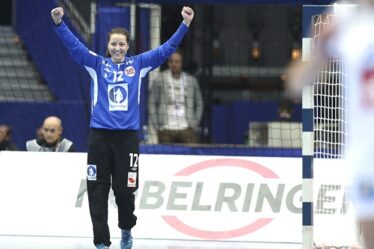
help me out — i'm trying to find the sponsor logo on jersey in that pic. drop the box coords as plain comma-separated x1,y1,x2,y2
87,164,97,181
108,84,128,111
125,66,135,77
103,67,113,79
128,172,137,188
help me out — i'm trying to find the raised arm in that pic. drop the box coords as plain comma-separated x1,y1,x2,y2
51,7,99,69
138,7,194,70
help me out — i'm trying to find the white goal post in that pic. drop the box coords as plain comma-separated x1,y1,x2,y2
302,4,360,249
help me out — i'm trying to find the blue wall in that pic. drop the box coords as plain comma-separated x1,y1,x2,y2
15,0,90,101
9,0,90,151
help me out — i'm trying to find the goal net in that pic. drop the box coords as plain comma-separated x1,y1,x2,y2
309,7,360,249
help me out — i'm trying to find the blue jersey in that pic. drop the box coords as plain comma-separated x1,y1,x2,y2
54,21,188,130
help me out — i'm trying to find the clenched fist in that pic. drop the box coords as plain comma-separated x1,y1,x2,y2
51,7,64,25
181,6,194,27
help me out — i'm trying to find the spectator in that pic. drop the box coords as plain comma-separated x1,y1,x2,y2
0,125,18,151
277,100,293,122
26,116,75,152
148,50,203,144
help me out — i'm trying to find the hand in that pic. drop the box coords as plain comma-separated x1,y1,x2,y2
181,6,194,27
51,7,64,25
284,60,309,98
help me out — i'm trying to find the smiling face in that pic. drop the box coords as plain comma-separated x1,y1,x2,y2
107,29,129,63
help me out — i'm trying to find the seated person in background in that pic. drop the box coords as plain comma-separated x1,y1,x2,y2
148,50,203,144
277,100,293,122
26,116,75,152
0,125,18,151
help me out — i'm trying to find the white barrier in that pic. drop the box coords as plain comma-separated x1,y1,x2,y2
0,152,356,244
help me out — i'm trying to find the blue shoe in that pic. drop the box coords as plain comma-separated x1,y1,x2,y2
96,243,109,249
120,229,133,249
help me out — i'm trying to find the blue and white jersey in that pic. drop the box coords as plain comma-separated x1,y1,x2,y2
54,21,188,130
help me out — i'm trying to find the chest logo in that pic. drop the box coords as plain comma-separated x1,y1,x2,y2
108,84,128,111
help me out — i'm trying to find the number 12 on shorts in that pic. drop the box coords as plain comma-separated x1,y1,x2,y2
129,153,139,169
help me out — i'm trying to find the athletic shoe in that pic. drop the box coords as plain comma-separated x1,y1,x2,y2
96,243,109,249
120,229,133,249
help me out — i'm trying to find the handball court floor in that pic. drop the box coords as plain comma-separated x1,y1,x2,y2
0,235,300,249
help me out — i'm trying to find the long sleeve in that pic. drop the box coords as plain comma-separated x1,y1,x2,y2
137,22,189,71
53,21,100,69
